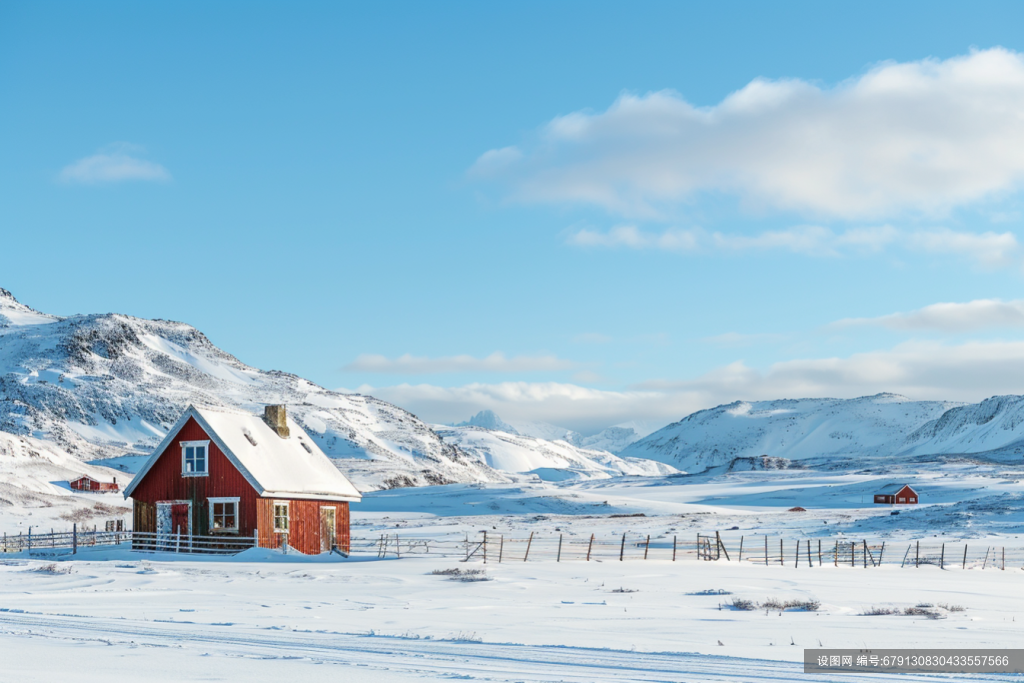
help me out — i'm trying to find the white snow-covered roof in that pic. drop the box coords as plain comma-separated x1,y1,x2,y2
124,405,361,503
876,483,916,495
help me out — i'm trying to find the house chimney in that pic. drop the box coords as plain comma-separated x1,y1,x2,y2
264,405,290,438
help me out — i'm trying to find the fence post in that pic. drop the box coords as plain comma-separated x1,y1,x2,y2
780,538,783,566
499,535,504,563
1002,547,1006,571
915,541,919,568
879,542,885,565
557,534,562,562
620,533,626,561
807,540,812,567
396,535,401,560
483,531,487,564
672,535,676,562
643,535,650,560
73,524,77,555
963,544,968,569
524,532,534,562
765,536,768,566
738,536,743,563
465,533,469,562
863,540,867,568
940,543,945,569
983,547,990,570
818,539,822,566
585,534,593,561
794,540,799,568
834,540,838,567
253,528,258,549
28,527,31,553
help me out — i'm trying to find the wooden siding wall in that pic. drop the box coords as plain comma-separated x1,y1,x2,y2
129,417,260,537
256,499,350,555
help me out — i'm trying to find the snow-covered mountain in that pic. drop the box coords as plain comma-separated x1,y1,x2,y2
622,393,961,472
0,288,507,491
901,395,1024,457
455,411,582,444
435,425,678,481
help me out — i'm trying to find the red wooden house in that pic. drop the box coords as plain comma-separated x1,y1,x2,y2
873,484,918,505
123,404,361,555
70,475,119,492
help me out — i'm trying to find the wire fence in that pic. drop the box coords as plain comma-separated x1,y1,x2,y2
2,526,1021,570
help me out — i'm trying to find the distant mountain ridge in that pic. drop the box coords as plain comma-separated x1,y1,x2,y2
454,410,656,454
619,392,1024,472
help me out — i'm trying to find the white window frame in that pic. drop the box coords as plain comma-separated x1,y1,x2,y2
209,496,240,532
181,440,211,477
273,501,289,533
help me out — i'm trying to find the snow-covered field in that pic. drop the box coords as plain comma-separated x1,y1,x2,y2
1,547,1020,682
5,461,1024,681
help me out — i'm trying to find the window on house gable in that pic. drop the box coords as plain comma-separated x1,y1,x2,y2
181,441,209,476
209,497,239,532
274,502,289,532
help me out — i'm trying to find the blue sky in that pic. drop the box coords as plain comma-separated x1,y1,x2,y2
5,1,1024,433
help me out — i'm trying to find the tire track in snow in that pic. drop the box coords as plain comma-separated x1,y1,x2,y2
0,611,1002,682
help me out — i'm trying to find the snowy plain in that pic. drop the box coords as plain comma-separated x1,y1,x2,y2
6,461,1024,681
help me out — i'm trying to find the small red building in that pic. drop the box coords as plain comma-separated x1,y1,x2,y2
874,484,918,505
123,404,361,555
70,475,119,492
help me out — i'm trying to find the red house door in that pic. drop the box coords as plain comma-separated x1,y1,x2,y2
171,504,190,536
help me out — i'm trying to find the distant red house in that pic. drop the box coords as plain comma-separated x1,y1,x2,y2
123,404,361,555
874,484,918,505
70,475,119,492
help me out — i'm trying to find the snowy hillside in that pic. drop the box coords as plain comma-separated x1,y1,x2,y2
622,393,960,472
0,288,505,491
0,430,130,532
901,394,1024,457
435,425,678,481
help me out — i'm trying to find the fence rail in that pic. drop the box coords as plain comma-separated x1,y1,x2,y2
2,526,1021,569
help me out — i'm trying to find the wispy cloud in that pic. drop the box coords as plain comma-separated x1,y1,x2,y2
473,48,1024,220
356,339,1024,432
634,340,1024,404
59,144,170,185
343,352,575,374
567,225,1019,267
836,299,1024,332
351,381,690,434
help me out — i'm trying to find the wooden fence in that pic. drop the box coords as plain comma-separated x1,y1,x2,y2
2,527,1020,568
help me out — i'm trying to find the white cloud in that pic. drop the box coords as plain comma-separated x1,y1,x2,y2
836,299,1024,332
59,144,170,184
635,340,1024,402
473,48,1024,219
343,352,575,374
353,381,699,434
355,340,1024,432
568,225,1018,266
